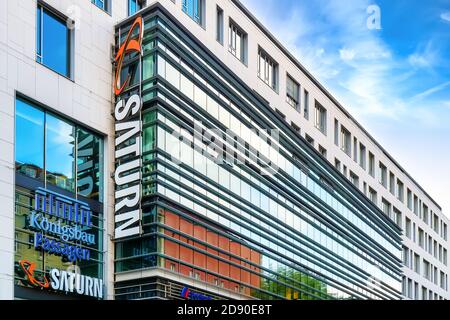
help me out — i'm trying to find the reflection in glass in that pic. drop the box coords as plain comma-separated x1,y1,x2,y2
77,128,103,201
38,6,70,77
45,114,75,192
15,99,45,180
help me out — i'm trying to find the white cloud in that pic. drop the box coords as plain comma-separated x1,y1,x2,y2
410,81,450,102
407,41,439,69
441,12,450,22
240,0,450,216
315,48,325,58
339,48,356,61
240,0,445,125
408,54,430,68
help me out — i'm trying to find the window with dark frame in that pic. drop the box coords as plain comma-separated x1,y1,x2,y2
229,20,247,63
36,3,71,78
258,47,278,91
314,101,327,135
216,6,224,44
286,74,300,109
182,0,203,26
91,0,110,13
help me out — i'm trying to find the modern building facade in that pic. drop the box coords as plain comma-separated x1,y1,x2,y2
0,0,447,300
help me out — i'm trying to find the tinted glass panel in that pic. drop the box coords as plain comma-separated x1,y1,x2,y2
41,8,69,76
36,7,42,62
92,0,106,11
129,0,141,16
15,99,45,180
45,114,75,192
77,128,104,201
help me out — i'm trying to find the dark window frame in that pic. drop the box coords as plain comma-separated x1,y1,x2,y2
36,2,73,79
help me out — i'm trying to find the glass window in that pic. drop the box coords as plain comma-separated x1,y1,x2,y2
381,198,391,217
304,89,309,120
77,128,104,201
379,162,387,187
229,20,247,63
36,4,70,77
314,101,327,134
396,179,404,202
15,97,104,201
45,114,76,192
369,187,377,205
216,6,224,44
128,0,142,16
286,75,300,109
258,47,278,91
340,126,351,156
389,172,395,194
349,171,359,188
91,0,110,12
334,119,339,146
15,99,45,180
182,0,203,25
359,143,366,169
318,145,327,158
368,152,375,177
405,217,411,238
407,189,412,210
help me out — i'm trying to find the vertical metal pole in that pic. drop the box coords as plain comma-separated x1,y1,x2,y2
139,17,144,235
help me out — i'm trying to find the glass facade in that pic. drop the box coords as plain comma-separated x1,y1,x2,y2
14,96,105,299
113,9,402,300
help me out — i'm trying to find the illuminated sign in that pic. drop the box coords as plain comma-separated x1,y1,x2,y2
113,16,144,239
33,233,91,262
34,188,92,226
26,188,96,262
49,268,103,299
181,287,213,300
19,260,49,289
19,260,103,299
114,16,143,96
28,212,95,245
114,94,143,239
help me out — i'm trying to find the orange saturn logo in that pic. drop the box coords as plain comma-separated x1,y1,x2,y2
114,16,144,96
19,260,49,288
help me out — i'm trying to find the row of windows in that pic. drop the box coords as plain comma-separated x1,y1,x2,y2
152,45,401,260
37,0,145,79
333,152,449,292
402,276,446,300
334,119,448,245
404,218,448,266
403,246,448,290
173,2,449,268
175,1,449,254
332,119,448,243
171,3,448,299
91,0,145,15
145,53,402,289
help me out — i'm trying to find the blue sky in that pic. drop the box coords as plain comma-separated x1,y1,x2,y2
241,0,450,216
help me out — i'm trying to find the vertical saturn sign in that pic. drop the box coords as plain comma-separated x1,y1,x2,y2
113,16,144,239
